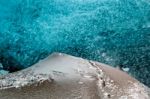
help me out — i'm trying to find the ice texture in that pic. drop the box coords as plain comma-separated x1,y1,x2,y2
0,0,150,86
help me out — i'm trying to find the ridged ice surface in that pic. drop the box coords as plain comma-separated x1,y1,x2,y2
0,0,150,86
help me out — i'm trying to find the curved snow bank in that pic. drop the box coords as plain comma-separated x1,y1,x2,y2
0,53,149,99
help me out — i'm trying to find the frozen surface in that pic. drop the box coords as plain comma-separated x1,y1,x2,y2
0,0,150,86
0,53,149,99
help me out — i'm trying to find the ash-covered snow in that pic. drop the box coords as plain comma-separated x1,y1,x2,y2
119,83,150,99
0,53,149,99
0,69,52,89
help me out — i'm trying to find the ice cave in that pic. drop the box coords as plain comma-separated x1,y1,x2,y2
0,0,150,89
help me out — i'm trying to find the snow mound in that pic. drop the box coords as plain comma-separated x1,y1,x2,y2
0,53,149,99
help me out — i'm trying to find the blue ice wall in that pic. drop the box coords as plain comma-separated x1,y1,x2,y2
0,0,150,86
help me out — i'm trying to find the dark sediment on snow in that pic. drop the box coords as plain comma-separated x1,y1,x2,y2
0,53,149,99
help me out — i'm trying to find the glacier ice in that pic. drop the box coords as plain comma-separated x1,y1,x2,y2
0,0,150,86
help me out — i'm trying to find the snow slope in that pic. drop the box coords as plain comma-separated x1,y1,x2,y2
0,53,149,99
